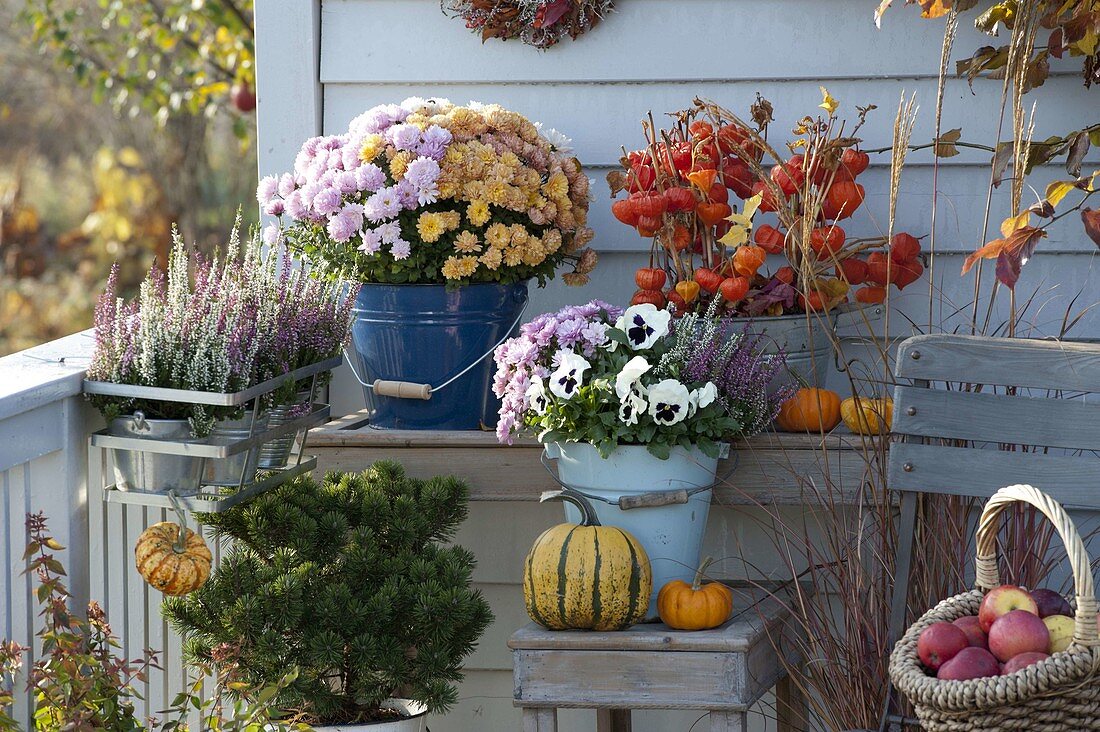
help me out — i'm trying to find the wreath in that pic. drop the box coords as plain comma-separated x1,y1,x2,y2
442,0,614,49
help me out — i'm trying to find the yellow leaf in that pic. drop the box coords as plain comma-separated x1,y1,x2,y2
1044,180,1075,208
1089,170,1100,193
920,0,952,18
718,227,749,248
819,87,839,115
740,193,762,221
1074,28,1098,56
1000,211,1030,237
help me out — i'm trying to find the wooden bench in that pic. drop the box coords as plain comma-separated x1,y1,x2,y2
508,582,806,732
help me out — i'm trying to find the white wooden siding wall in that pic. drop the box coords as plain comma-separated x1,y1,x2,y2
250,2,1099,730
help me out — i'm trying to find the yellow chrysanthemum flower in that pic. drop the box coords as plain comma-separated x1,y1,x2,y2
543,172,569,200
441,256,463,280
390,151,412,180
456,255,479,277
359,134,384,162
486,181,508,205
455,231,482,253
467,200,491,227
440,211,462,231
503,247,524,267
509,225,530,245
485,223,510,249
417,212,446,243
479,247,503,270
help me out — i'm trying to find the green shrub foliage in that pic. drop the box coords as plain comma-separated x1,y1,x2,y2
163,462,493,725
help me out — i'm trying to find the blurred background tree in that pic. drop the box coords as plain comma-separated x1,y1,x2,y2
0,0,257,354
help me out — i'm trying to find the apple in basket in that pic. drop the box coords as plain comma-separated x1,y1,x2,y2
917,622,969,671
1002,651,1049,674
988,610,1051,663
936,646,1000,681
1044,614,1075,654
952,616,988,649
1031,588,1073,618
978,584,1039,633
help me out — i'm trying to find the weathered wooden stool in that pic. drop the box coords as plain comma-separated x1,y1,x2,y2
508,582,806,732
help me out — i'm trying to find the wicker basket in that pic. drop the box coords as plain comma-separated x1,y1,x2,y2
889,484,1100,731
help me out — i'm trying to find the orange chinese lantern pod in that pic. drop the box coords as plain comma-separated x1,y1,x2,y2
733,245,767,277
755,224,786,254
666,290,688,314
835,258,869,285
751,180,779,212
631,289,666,307
719,276,750,303
810,225,846,257
775,387,842,432
841,148,870,177
634,267,667,291
774,266,796,285
696,202,732,226
693,267,723,294
686,169,718,193
855,285,887,305
675,279,701,304
657,557,734,631
822,181,865,221
798,290,828,312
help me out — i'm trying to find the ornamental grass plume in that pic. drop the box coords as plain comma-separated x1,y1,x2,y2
87,222,357,435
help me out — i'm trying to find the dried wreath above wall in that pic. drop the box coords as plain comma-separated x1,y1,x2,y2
442,0,614,49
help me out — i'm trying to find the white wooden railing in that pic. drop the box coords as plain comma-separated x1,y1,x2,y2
0,331,195,727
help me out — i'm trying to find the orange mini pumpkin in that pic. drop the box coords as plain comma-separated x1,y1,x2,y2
775,387,842,432
841,396,893,435
657,557,733,631
135,521,212,596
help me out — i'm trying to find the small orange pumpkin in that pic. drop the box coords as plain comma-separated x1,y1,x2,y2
775,387,842,432
135,521,212,596
841,396,893,435
657,557,733,631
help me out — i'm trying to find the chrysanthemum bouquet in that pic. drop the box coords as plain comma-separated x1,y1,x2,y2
261,97,598,287
87,225,356,435
493,301,793,459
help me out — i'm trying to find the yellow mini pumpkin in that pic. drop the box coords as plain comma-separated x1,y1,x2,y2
524,489,651,631
657,557,733,631
135,521,213,596
841,396,893,435
775,387,842,432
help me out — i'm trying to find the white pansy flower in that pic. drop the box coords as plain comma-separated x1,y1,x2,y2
618,385,648,426
648,379,692,426
525,377,550,415
548,350,591,400
696,382,718,409
615,304,672,350
615,356,652,399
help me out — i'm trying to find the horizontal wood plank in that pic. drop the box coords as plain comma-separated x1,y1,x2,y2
320,0,1022,84
892,385,1100,450
311,417,883,505
887,442,1100,508
513,649,746,709
895,335,1100,391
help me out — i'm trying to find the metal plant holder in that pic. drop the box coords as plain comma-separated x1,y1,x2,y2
84,355,341,513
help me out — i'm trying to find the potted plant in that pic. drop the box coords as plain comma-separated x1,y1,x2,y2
86,225,355,494
162,462,493,731
0,513,307,730
606,93,926,386
262,97,597,430
494,299,792,617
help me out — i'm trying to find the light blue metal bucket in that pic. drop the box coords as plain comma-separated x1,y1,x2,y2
545,441,729,621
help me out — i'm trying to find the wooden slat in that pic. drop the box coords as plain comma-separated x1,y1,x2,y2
887,442,1100,508
320,0,1003,84
892,385,1100,450
895,335,1100,391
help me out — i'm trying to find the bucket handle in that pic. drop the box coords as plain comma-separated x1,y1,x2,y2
341,307,527,400
831,303,885,331
539,447,737,510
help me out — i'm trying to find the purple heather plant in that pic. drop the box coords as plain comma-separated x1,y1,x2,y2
87,223,357,435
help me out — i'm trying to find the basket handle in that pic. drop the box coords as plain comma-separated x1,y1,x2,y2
974,484,1099,646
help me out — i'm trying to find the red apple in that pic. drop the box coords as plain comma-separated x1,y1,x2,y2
952,615,988,649
937,647,1000,681
917,622,969,671
1002,651,1049,675
988,610,1051,663
979,585,1039,633
1030,588,1073,618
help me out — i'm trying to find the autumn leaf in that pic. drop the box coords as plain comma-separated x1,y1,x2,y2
1044,180,1076,208
1084,209,1100,248
991,142,1014,187
1065,130,1090,177
819,87,839,115
1000,211,1030,236
961,225,1047,288
933,128,962,158
919,0,952,18
975,2,1017,35
720,194,762,248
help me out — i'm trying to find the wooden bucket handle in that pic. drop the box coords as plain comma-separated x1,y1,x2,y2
975,484,1099,646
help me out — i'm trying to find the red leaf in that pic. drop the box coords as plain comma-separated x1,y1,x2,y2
1084,209,1100,248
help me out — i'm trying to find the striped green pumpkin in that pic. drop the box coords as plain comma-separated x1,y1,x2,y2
523,489,651,631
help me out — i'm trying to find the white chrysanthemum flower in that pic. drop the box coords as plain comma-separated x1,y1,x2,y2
525,376,550,415
648,379,691,426
548,350,591,400
614,355,652,399
534,122,574,153
615,304,672,351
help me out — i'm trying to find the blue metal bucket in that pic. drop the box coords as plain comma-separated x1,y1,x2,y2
350,281,529,430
